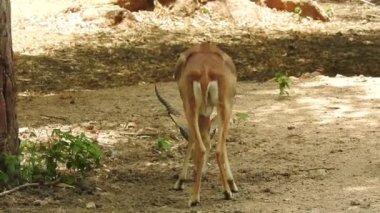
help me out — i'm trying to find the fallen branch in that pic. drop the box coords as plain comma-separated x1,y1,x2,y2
0,178,61,197
122,132,159,137
298,167,336,172
359,0,375,6
40,114,67,121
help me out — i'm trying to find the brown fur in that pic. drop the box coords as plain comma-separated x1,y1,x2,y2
174,43,238,206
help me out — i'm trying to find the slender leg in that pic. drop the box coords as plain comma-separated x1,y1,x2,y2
224,145,238,192
199,115,211,178
174,140,193,190
215,104,234,200
188,113,206,207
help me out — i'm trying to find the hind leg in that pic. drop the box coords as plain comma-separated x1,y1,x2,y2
174,140,193,190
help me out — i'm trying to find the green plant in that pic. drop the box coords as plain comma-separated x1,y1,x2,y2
326,5,334,18
293,6,302,21
200,7,210,15
157,137,171,152
0,154,21,186
0,129,102,188
235,112,249,122
275,72,290,96
51,129,102,175
19,140,45,182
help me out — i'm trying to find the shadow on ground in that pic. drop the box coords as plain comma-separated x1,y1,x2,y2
15,28,380,93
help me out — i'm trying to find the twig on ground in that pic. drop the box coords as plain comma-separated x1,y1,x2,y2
359,0,380,11
0,178,61,197
40,114,67,121
122,132,159,137
0,183,39,197
298,167,336,172
359,0,375,6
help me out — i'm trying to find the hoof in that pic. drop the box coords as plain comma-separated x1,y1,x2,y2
173,179,184,190
189,199,200,207
224,190,233,200
202,164,209,177
201,174,208,181
228,179,239,193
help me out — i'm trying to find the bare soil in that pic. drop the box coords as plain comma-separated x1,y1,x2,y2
1,0,380,212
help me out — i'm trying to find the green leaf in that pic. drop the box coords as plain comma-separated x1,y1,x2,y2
235,112,249,121
157,138,171,152
275,72,290,96
294,6,302,15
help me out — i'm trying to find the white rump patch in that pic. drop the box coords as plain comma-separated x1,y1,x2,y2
193,81,202,107
207,81,218,105
193,80,218,116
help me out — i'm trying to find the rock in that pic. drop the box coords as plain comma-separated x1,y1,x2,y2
309,169,327,180
86,201,96,209
103,121,119,129
350,200,360,206
81,8,100,21
115,0,154,12
127,122,137,129
259,0,330,21
350,199,371,209
33,199,49,206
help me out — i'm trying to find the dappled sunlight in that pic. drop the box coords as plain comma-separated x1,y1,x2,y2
238,76,380,130
248,88,279,96
300,75,363,88
344,179,380,192
348,185,380,191
363,78,380,100
296,96,331,108
17,84,169,153
293,76,380,125
19,121,134,146
295,96,372,125
299,76,380,100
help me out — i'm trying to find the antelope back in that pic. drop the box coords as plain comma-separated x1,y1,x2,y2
174,43,236,82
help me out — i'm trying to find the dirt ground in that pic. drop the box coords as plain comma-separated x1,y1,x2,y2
1,0,380,212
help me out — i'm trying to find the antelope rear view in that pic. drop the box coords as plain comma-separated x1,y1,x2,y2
174,42,238,206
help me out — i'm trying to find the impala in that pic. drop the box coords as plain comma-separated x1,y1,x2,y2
171,42,238,206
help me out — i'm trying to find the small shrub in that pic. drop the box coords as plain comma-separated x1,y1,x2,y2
19,140,45,182
293,6,303,21
157,138,171,152
0,154,21,186
326,5,334,18
235,112,249,122
275,72,290,96
51,129,102,176
0,129,102,188
200,7,210,15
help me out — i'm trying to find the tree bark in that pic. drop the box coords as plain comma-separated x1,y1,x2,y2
0,0,19,154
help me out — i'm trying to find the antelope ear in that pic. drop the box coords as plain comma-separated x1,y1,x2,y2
221,52,237,75
174,44,202,81
174,53,188,81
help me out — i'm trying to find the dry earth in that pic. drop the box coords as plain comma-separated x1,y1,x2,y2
1,0,380,212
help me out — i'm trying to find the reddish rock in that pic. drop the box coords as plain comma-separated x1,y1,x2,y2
260,0,330,22
115,0,176,12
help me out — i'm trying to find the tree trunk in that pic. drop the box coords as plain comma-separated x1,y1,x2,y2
0,0,19,154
